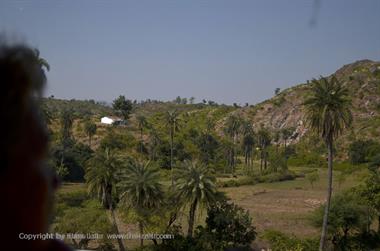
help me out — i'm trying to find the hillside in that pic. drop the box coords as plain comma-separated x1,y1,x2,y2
44,59,380,157
218,60,380,151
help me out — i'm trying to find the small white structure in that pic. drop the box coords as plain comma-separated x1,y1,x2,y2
100,116,124,125
101,116,115,125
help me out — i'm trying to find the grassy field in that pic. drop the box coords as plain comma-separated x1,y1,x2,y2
221,165,368,240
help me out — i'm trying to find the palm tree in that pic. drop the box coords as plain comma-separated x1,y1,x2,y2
119,161,164,248
224,115,242,174
257,128,271,172
281,127,294,168
241,121,255,169
174,161,217,237
304,76,352,251
136,115,149,153
34,48,50,72
84,119,97,147
85,148,125,251
148,127,161,161
164,110,181,184
60,109,74,146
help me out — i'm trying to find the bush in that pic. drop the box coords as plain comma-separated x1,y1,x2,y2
348,139,380,164
310,190,375,250
262,230,318,251
155,200,256,251
53,199,114,250
306,171,319,188
217,171,297,188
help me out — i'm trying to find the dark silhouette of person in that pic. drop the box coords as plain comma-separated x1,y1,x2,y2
0,42,72,251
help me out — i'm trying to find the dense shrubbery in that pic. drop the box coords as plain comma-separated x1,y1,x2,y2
218,170,298,188
262,230,318,251
348,139,380,164
154,200,256,251
310,189,380,250
53,191,115,250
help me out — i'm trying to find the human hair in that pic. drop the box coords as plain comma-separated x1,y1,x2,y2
0,41,46,173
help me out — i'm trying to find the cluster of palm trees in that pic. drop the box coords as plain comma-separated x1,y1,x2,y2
85,150,217,249
223,116,295,174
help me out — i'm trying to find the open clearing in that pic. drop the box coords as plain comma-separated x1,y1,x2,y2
221,167,367,238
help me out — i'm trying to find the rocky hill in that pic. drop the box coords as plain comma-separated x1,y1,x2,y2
219,60,380,148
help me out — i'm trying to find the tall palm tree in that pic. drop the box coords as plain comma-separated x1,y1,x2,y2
224,115,241,174
241,121,255,169
120,161,164,248
136,115,149,153
60,109,74,146
85,148,125,251
164,110,181,184
174,161,217,237
257,128,271,172
304,76,352,251
84,119,97,147
148,127,161,161
281,127,294,168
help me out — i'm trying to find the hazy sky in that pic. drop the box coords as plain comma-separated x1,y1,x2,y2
0,1,379,105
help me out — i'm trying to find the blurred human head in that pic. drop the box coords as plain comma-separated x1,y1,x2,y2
0,41,58,250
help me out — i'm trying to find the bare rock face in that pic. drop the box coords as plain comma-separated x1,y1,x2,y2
218,60,380,145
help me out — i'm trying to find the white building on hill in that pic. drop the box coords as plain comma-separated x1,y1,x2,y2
100,116,124,125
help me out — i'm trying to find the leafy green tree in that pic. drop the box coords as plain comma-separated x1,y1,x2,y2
311,192,370,250
112,95,133,121
136,115,149,154
358,170,380,234
119,161,164,247
197,199,256,250
174,161,217,237
85,148,125,251
165,110,181,184
348,140,380,164
304,75,353,251
84,119,97,147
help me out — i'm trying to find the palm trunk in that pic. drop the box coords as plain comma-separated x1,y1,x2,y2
170,127,174,185
188,199,198,237
319,140,333,251
139,221,144,248
264,149,268,170
378,215,380,234
140,128,143,153
105,186,125,251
